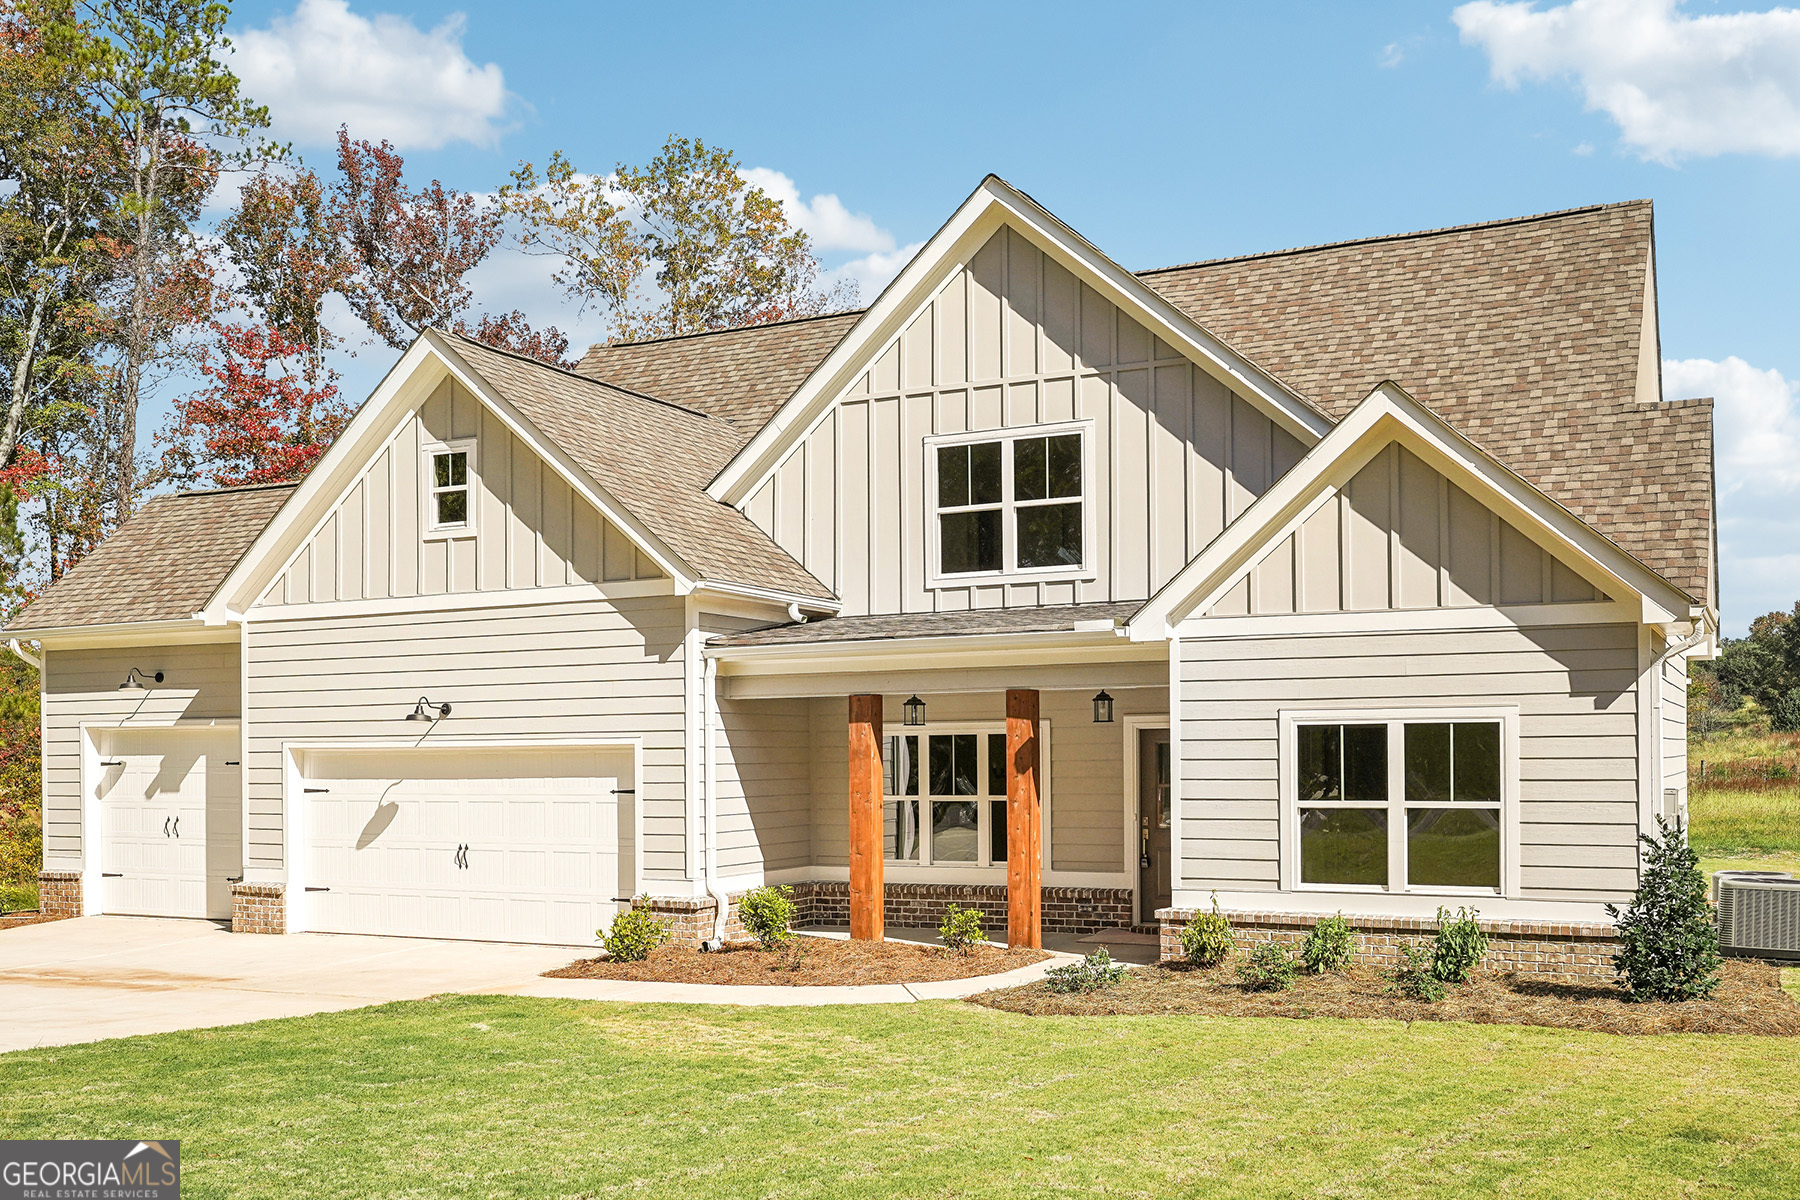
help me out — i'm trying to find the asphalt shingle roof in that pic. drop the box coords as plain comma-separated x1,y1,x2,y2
708,601,1143,647
6,484,294,631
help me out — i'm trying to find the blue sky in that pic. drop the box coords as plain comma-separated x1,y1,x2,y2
215,0,1800,634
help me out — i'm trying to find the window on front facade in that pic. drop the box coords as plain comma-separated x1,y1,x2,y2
429,447,471,531
883,728,1011,867
932,426,1085,580
1296,719,1503,892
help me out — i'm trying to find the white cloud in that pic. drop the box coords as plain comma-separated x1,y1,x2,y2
825,243,925,303
1571,140,1595,155
229,0,511,150
1454,0,1800,162
1663,356,1800,630
1379,42,1406,69
740,167,897,254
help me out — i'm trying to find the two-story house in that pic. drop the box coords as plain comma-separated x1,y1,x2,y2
6,178,1715,972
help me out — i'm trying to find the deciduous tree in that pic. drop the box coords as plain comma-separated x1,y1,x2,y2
218,164,345,379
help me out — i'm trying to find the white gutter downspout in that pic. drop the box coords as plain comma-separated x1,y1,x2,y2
700,652,729,950
6,638,42,671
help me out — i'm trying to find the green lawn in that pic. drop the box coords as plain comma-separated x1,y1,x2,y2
4,996,1800,1199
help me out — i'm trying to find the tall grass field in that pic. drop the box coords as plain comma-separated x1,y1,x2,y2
1690,702,1800,877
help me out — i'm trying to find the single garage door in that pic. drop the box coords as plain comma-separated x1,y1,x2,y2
298,746,626,946
96,726,241,920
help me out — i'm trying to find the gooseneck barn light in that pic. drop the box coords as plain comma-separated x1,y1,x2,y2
118,668,164,691
405,697,453,722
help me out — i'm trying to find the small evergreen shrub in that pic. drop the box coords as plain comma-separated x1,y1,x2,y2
1044,949,1129,993
1234,942,1298,992
740,884,796,948
602,897,671,963
1606,817,1723,1002
1180,891,1234,968
1301,913,1355,974
1771,688,1800,734
1431,906,1488,984
938,903,987,954
1387,944,1447,1002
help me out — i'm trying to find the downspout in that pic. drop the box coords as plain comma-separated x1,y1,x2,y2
700,652,729,950
6,638,42,671
786,602,808,624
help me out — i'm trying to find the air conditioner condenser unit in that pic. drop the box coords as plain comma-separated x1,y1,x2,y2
1714,871,1800,961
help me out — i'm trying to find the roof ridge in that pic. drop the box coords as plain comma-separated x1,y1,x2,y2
1137,199,1652,275
440,329,723,425
581,307,867,353
171,481,300,498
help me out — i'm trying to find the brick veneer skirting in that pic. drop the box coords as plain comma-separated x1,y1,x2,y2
639,882,1134,948
36,870,81,917
231,883,286,934
1156,907,1621,979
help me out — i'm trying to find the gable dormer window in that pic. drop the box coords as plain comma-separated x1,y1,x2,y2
927,421,1092,585
424,440,475,538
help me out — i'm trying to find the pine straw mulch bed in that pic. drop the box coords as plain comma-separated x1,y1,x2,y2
0,912,66,931
546,937,1048,987
970,957,1800,1036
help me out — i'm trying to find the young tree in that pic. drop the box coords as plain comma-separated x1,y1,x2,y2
1606,817,1723,1002
500,136,856,344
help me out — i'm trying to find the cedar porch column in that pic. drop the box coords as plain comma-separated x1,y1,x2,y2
1006,688,1042,949
847,694,885,941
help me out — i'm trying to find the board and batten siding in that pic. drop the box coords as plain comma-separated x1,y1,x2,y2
806,687,1166,875
256,377,661,609
1208,442,1603,617
1177,623,1643,904
744,224,1308,616
243,596,688,880
39,642,240,866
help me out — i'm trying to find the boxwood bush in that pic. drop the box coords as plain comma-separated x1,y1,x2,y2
938,903,986,954
602,898,671,963
1180,892,1234,968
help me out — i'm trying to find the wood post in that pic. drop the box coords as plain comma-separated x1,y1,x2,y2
1006,688,1041,949
848,694,885,942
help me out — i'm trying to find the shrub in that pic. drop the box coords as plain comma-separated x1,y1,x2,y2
1431,906,1488,984
1387,944,1447,1003
740,884,796,949
1044,949,1129,993
938,903,987,954
1234,942,1298,992
602,898,671,963
1301,913,1355,974
1772,688,1800,734
1180,892,1234,967
1606,817,1723,1002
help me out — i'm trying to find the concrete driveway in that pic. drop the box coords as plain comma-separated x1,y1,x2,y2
0,916,589,1053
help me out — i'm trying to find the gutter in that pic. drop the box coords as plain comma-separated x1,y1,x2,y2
700,652,730,950
5,638,41,670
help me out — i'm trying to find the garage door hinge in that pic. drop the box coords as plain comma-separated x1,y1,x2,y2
304,886,330,892
102,873,122,877
101,760,124,767
303,787,328,793
612,788,636,794
226,761,240,766
227,875,243,883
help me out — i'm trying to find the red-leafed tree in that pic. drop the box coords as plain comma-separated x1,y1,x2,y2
161,321,349,488
461,309,571,367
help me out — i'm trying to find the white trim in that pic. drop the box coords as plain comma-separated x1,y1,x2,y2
922,419,1097,589
420,436,477,541
1177,600,1640,640
1129,381,1692,639
248,579,675,624
1123,715,1171,924
1169,888,1614,926
708,174,1331,506
18,619,232,647
690,580,841,613
876,717,1054,873
1167,637,1183,901
1275,705,1521,900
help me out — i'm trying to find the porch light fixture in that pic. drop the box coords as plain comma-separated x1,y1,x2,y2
1091,690,1114,724
902,695,926,727
405,697,452,722
118,668,164,691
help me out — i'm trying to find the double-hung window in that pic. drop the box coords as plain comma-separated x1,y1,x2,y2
1286,710,1512,894
882,727,1022,867
425,441,475,537
928,422,1090,583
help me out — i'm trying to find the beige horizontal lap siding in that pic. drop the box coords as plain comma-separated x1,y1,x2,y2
258,377,661,609
243,595,688,879
40,642,241,867
806,687,1166,873
746,224,1306,617
714,696,811,875
1177,622,1642,904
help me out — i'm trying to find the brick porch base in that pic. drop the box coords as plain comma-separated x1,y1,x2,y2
1156,906,1621,979
36,870,82,917
231,883,286,934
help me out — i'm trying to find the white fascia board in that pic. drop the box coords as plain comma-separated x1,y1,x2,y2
691,580,842,614
707,174,1333,506
22,619,238,649
1129,381,1693,639
709,628,1165,677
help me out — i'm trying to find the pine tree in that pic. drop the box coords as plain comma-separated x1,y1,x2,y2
1606,817,1723,1002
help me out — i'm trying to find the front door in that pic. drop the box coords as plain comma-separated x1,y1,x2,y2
1137,728,1172,925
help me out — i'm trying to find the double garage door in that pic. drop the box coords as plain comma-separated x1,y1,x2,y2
297,746,627,946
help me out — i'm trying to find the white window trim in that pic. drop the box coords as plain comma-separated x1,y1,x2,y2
881,718,1054,874
1277,705,1522,900
422,438,477,541
923,420,1096,589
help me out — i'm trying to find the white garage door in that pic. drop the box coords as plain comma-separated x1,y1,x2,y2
298,746,625,946
96,727,241,920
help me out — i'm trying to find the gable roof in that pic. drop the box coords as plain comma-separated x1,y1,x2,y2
575,310,864,429
6,483,295,632
437,333,833,602
1140,201,1712,603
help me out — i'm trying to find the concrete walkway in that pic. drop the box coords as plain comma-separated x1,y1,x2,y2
0,917,1119,1051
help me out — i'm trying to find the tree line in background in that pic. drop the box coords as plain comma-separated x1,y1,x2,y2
0,0,854,905
1692,603,1800,734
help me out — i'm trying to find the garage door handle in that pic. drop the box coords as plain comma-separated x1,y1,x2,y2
163,817,170,838
613,788,636,794
172,817,179,838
